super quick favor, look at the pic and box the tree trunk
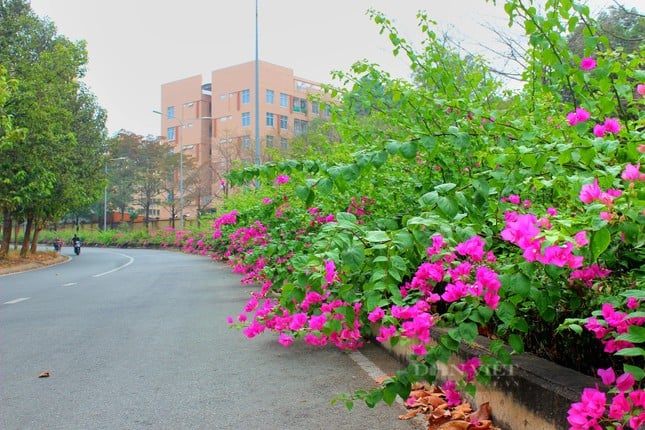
[20,215,33,258]
[30,218,43,254]
[1,209,12,258]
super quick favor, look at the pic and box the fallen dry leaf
[468,402,492,422]
[37,371,50,378]
[436,420,471,430]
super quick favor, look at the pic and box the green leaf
[616,326,645,344]
[590,227,611,260]
[295,185,312,204]
[399,141,418,159]
[615,347,645,358]
[623,364,645,381]
[508,334,524,354]
[458,322,479,343]
[435,183,456,193]
[342,246,365,271]
[365,231,390,243]
[317,177,333,195]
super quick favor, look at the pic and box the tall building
[157,60,330,222]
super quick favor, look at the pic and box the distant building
[157,60,330,222]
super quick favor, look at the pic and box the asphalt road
[0,247,423,430]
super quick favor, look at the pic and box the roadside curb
[0,254,70,276]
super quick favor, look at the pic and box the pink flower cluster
[501,210,583,269]
[212,210,239,239]
[593,117,621,138]
[621,164,645,182]
[584,302,644,354]
[579,178,623,221]
[568,362,645,429]
[347,196,375,224]
[580,57,597,71]
[567,107,591,126]
[274,174,290,185]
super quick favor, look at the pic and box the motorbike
[53,238,63,252]
[73,239,81,255]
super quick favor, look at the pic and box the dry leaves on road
[377,377,500,430]
[37,371,51,378]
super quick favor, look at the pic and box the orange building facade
[157,60,329,222]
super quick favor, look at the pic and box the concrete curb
[0,254,70,276]
[376,326,597,430]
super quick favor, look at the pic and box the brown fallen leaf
[37,371,50,378]
[436,420,471,430]
[399,408,424,420]
[468,402,492,423]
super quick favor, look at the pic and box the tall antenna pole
[254,0,261,168]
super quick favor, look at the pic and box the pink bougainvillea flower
[597,367,615,385]
[567,387,606,429]
[580,57,597,70]
[622,163,645,181]
[603,117,621,134]
[457,357,482,382]
[608,393,630,421]
[278,333,294,347]
[274,174,290,185]
[442,380,462,406]
[637,84,645,96]
[627,297,640,310]
[573,231,588,247]
[324,259,337,285]
[616,372,636,392]
[368,307,385,323]
[566,107,591,126]
[593,123,606,137]
[579,178,603,204]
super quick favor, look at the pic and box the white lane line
[4,297,30,305]
[62,282,78,287]
[92,252,134,278]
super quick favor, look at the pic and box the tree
[110,131,181,231]
[0,0,106,256]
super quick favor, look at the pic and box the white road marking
[4,297,30,305]
[92,252,134,277]
[62,282,78,287]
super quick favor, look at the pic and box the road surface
[1,247,422,430]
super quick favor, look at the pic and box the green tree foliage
[0,0,106,255]
[109,131,187,231]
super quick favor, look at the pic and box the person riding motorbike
[72,234,81,255]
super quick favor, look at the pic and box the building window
[266,112,274,127]
[294,119,308,134]
[242,135,251,150]
[293,97,307,113]
[280,137,288,150]
[241,89,250,104]
[312,101,320,115]
[280,92,288,108]
[167,106,175,119]
[266,135,274,148]
[242,112,251,127]
[167,126,176,141]
[280,115,288,130]
[324,104,331,117]
[266,89,274,104]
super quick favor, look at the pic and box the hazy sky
[27,0,632,137]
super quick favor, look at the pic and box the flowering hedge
[199,1,644,428]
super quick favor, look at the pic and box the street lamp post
[104,157,126,230]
